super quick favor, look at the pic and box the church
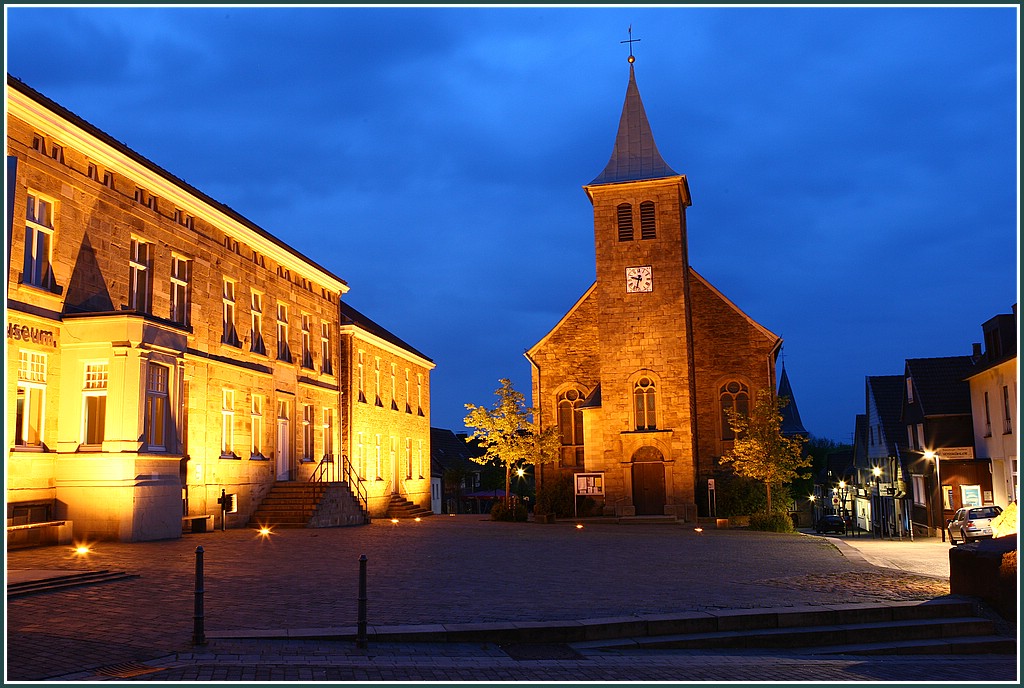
[526,56,782,520]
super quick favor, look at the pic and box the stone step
[7,570,140,598]
[573,616,996,651]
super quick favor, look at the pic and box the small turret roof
[589,63,678,185]
[778,364,808,437]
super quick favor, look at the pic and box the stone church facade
[527,61,781,520]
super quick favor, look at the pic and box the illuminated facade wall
[339,304,434,517]
[7,77,433,541]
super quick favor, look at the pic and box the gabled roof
[689,268,781,344]
[588,63,679,185]
[429,427,483,473]
[7,75,348,294]
[777,364,807,437]
[340,302,433,365]
[905,356,975,417]
[866,375,905,455]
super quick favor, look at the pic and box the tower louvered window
[617,203,633,241]
[640,201,656,239]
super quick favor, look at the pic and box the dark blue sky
[5,5,1018,443]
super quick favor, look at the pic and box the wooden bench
[182,515,215,533]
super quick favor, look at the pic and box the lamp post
[924,450,945,542]
[872,466,882,538]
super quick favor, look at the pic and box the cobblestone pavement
[5,516,1018,683]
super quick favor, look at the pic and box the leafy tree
[719,388,811,513]
[464,378,562,500]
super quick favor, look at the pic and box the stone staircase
[384,494,433,520]
[248,481,367,528]
[566,598,1015,656]
[7,570,140,598]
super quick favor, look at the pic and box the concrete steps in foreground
[207,597,1014,655]
[7,570,140,598]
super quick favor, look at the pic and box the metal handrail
[342,455,370,523]
[309,455,339,483]
[309,454,370,523]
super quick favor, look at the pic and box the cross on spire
[621,25,640,64]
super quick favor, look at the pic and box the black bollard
[356,554,368,648]
[193,545,206,646]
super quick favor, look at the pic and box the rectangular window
[356,432,364,479]
[404,369,412,413]
[251,395,264,457]
[250,292,266,355]
[301,314,314,368]
[222,278,239,346]
[417,373,424,416]
[320,322,332,375]
[82,363,108,446]
[405,437,413,479]
[144,363,169,450]
[418,439,424,478]
[302,404,315,460]
[912,475,927,507]
[170,255,191,326]
[357,351,366,402]
[916,424,925,451]
[221,389,236,456]
[102,170,115,189]
[375,435,382,479]
[390,436,398,480]
[906,377,914,404]
[15,351,47,447]
[983,391,992,437]
[322,408,334,458]
[1002,385,1012,435]
[128,237,152,313]
[23,192,55,289]
[374,357,382,406]
[390,363,398,410]
[276,303,290,362]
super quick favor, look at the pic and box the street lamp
[872,467,883,538]
[838,480,851,535]
[923,450,945,542]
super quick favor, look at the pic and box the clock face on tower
[625,265,653,293]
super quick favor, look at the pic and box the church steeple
[590,61,678,185]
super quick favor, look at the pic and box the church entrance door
[632,461,666,515]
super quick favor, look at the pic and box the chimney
[972,342,982,359]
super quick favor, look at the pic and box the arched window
[720,381,750,440]
[557,388,585,467]
[633,377,657,431]
[640,201,656,239]
[617,203,633,242]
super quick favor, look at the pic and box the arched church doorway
[631,446,666,515]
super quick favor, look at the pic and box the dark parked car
[815,514,847,534]
[947,505,1003,544]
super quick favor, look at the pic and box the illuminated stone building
[527,60,781,519]
[339,302,434,517]
[6,76,431,542]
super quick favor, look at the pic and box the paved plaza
[5,515,1018,683]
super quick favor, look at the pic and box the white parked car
[947,505,1003,544]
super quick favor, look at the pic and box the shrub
[748,510,796,533]
[535,473,575,518]
[490,496,528,522]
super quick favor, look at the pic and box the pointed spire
[590,61,678,185]
[777,363,808,437]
